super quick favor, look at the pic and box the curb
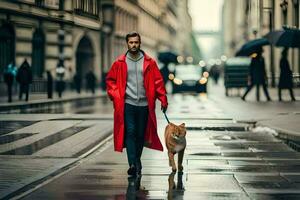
[0,93,106,112]
[256,122,300,142]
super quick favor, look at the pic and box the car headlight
[173,78,183,85]
[203,71,209,78]
[199,77,207,85]
[168,73,175,80]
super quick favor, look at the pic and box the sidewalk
[0,90,106,112]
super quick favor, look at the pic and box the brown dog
[164,123,186,172]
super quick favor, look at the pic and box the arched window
[76,36,94,77]
[0,23,15,78]
[32,28,45,77]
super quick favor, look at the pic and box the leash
[163,111,170,124]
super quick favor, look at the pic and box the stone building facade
[0,0,194,95]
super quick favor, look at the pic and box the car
[169,64,208,94]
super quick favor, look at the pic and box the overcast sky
[189,0,224,31]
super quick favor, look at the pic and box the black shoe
[241,97,245,101]
[127,165,136,176]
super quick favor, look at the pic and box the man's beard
[128,46,140,54]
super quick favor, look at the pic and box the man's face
[127,36,140,54]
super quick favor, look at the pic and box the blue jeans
[124,103,149,170]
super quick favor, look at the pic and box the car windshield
[175,65,201,80]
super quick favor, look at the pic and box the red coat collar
[117,51,153,72]
[117,51,152,62]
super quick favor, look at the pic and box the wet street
[1,89,300,200]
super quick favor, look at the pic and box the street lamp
[100,3,114,91]
[102,4,114,33]
[56,1,65,98]
[280,0,288,25]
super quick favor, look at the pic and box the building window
[32,28,45,77]
[74,0,99,18]
[35,0,45,7]
[35,0,59,9]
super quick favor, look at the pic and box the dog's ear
[179,123,185,127]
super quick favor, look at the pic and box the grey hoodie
[125,51,148,106]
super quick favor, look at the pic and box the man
[85,69,97,94]
[278,48,295,101]
[241,48,271,101]
[106,32,168,176]
[3,61,17,102]
[16,59,32,101]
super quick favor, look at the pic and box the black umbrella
[264,27,300,48]
[235,38,270,57]
[158,51,178,64]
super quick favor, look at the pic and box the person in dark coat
[241,48,271,101]
[85,70,96,94]
[16,59,32,101]
[209,64,220,84]
[46,71,53,99]
[3,62,17,102]
[278,48,296,101]
[73,73,82,94]
[160,64,170,86]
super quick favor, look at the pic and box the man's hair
[126,31,141,43]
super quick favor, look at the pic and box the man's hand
[161,105,167,113]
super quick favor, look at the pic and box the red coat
[106,53,168,152]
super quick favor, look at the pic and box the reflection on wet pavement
[7,97,114,114]
[0,126,88,155]
[0,121,36,135]
[0,133,36,144]
[17,97,300,200]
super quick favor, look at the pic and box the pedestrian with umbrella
[241,47,271,101]
[278,48,296,101]
[264,27,300,101]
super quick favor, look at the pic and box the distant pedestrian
[278,48,296,101]
[16,59,32,101]
[241,48,271,101]
[3,61,17,102]
[46,71,53,99]
[85,70,96,94]
[106,32,168,177]
[55,67,65,98]
[73,73,82,94]
[101,72,107,91]
[160,64,169,86]
[209,64,220,84]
